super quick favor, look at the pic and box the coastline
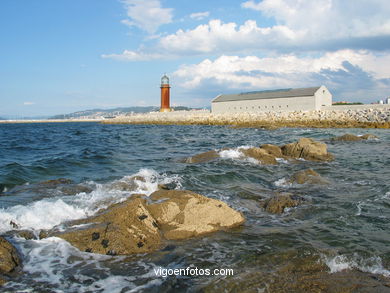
[102,106,390,129]
[0,119,102,124]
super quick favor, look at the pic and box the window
[287,105,289,108]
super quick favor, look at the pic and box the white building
[211,86,332,114]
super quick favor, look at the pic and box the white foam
[219,145,264,165]
[7,237,161,292]
[274,178,291,187]
[323,254,390,277]
[0,168,181,233]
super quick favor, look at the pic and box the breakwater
[103,106,390,128]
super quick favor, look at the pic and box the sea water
[0,122,389,292]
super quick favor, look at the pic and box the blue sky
[1,0,390,117]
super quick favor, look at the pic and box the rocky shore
[102,107,390,128]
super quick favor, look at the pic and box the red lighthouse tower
[160,74,171,112]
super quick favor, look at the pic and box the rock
[56,197,162,255]
[147,190,245,240]
[281,138,334,161]
[40,178,73,186]
[289,169,328,185]
[360,134,378,140]
[240,147,278,165]
[259,144,284,158]
[109,175,146,191]
[56,190,245,255]
[184,150,219,164]
[15,230,36,240]
[60,185,93,196]
[260,193,304,214]
[0,236,21,284]
[331,133,379,141]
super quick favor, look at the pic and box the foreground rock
[260,193,304,214]
[0,236,21,285]
[289,169,328,185]
[148,190,245,240]
[55,190,245,255]
[185,137,334,165]
[331,133,379,141]
[281,138,334,161]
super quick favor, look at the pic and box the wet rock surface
[331,133,379,141]
[55,190,245,255]
[0,236,21,285]
[184,150,219,164]
[202,251,390,293]
[260,193,304,214]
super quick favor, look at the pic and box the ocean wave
[323,253,390,277]
[0,168,181,233]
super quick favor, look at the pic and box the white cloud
[190,11,210,21]
[121,0,173,34]
[101,50,164,61]
[158,19,297,54]
[242,0,390,40]
[23,102,35,106]
[173,50,390,91]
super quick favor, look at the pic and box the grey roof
[212,86,321,103]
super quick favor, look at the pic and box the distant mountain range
[50,106,200,119]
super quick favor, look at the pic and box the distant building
[386,97,390,104]
[379,100,384,104]
[211,86,332,114]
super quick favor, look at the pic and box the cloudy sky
[1,0,390,116]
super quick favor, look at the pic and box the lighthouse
[160,74,171,112]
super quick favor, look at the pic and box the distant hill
[49,106,200,119]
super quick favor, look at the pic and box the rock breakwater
[102,107,390,128]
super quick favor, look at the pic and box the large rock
[260,193,304,214]
[289,169,328,185]
[331,133,379,141]
[56,197,162,255]
[147,190,245,240]
[0,236,21,285]
[281,138,334,161]
[56,190,245,255]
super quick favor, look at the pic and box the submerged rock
[260,193,304,214]
[148,190,245,240]
[56,190,245,255]
[289,169,328,185]
[281,138,334,161]
[0,236,21,285]
[331,133,379,141]
[202,250,390,293]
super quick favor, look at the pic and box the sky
[1,0,390,117]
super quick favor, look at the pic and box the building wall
[211,95,315,114]
[315,86,332,109]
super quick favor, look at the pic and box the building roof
[212,86,321,103]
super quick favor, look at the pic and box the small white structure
[211,86,332,114]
